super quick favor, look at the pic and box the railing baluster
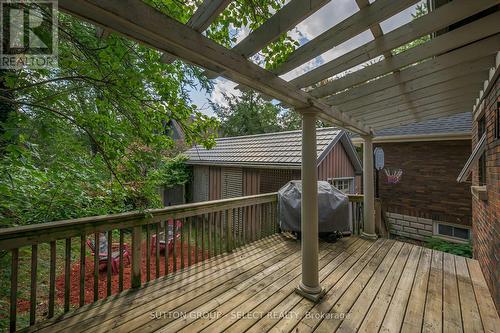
[10,248,18,333]
[155,223,160,278]
[64,238,71,313]
[30,244,38,326]
[93,233,99,302]
[79,235,85,306]
[226,209,233,253]
[146,223,151,282]
[213,212,218,256]
[180,220,185,269]
[48,241,56,318]
[119,230,124,292]
[243,206,247,245]
[131,226,142,288]
[208,213,212,258]
[173,220,177,272]
[194,217,198,263]
[164,221,169,275]
[221,211,225,255]
[249,205,254,242]
[201,215,205,261]
[106,231,112,297]
[188,217,192,267]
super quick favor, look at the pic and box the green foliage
[425,237,472,258]
[212,90,302,136]
[0,1,300,227]
[392,4,430,55]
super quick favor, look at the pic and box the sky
[187,0,425,117]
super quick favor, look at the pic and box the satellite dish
[374,147,384,171]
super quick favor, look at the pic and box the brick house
[184,127,362,202]
[458,63,499,309]
[352,112,473,243]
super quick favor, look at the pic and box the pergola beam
[272,0,420,76]
[161,0,232,63]
[345,73,486,115]
[291,0,498,89]
[59,0,371,135]
[312,12,500,98]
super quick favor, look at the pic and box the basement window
[435,223,471,242]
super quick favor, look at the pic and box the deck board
[30,235,499,333]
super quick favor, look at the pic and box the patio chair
[87,232,131,274]
[151,220,182,255]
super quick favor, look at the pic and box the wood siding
[196,140,360,199]
[318,142,356,180]
[209,166,222,200]
[192,166,209,202]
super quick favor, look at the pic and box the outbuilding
[185,127,363,202]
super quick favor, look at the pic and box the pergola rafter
[57,0,499,303]
[311,12,500,98]
[271,0,420,76]
[290,0,497,89]
[342,73,487,115]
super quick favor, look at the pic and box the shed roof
[185,127,362,173]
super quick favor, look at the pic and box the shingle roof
[185,127,360,170]
[371,112,472,137]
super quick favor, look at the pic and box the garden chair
[87,232,131,274]
[151,220,182,255]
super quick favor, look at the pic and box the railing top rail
[0,192,278,250]
[347,194,364,202]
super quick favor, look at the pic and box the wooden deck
[29,234,499,333]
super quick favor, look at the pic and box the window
[478,114,486,138]
[329,178,354,194]
[436,223,471,241]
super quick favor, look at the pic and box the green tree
[0,0,300,226]
[213,90,283,136]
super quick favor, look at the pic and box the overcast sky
[188,0,425,116]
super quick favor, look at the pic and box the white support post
[361,136,378,240]
[295,111,326,302]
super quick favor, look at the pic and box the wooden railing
[348,194,364,235]
[0,193,278,332]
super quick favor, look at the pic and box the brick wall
[375,140,472,226]
[471,76,500,310]
[386,212,434,241]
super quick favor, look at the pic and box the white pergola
[58,0,500,302]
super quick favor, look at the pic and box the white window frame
[328,177,355,194]
[433,221,471,243]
